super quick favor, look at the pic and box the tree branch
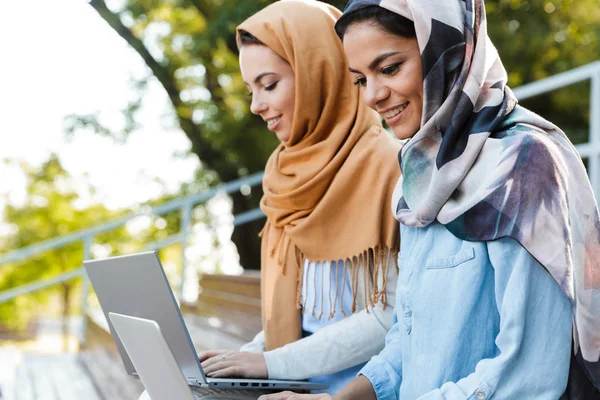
[89,0,179,102]
[189,0,210,18]
[88,0,239,181]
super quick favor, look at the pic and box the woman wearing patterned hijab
[259,0,600,399]
[199,0,402,393]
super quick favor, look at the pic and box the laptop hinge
[187,378,204,387]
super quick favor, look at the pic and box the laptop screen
[84,251,206,382]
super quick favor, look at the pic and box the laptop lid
[108,312,196,400]
[85,252,327,392]
[84,251,206,382]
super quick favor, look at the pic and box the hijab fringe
[351,256,359,313]
[286,244,399,320]
[362,254,370,313]
[340,259,348,317]
[295,246,304,310]
[268,226,400,318]
[328,261,339,320]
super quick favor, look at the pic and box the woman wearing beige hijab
[199,0,401,393]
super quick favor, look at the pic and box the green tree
[0,156,230,344]
[0,156,126,347]
[67,0,282,271]
[486,0,600,145]
[71,0,598,273]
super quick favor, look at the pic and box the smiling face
[343,21,423,140]
[239,44,296,143]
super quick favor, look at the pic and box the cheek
[412,65,424,102]
[411,82,424,109]
[281,82,296,114]
[412,82,424,121]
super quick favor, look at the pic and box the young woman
[199,0,402,394]
[260,0,600,399]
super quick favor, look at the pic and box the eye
[353,77,366,87]
[265,81,279,91]
[381,63,402,76]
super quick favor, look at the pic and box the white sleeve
[239,330,266,353]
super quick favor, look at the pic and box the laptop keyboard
[191,387,273,399]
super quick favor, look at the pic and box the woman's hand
[258,392,332,400]
[199,350,268,378]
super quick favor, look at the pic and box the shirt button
[475,391,486,400]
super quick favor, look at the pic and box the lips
[266,116,281,127]
[380,103,408,119]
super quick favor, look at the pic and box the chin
[392,129,412,140]
[392,124,419,141]
[276,131,291,143]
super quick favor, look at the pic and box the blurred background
[0,0,598,398]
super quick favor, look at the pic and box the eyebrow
[348,51,402,74]
[252,72,277,85]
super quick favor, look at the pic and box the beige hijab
[237,0,401,351]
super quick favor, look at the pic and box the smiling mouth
[381,103,408,119]
[266,116,281,127]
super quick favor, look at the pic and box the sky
[0,0,244,295]
[0,0,198,210]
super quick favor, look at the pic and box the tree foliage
[68,0,599,270]
[486,0,600,145]
[0,156,124,331]
[0,155,235,333]
[1,0,596,339]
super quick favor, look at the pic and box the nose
[250,93,267,115]
[363,79,390,110]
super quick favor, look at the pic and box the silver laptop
[109,312,270,399]
[84,251,325,391]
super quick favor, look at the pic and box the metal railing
[1,60,599,345]
[0,171,265,343]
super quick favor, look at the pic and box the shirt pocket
[425,247,475,270]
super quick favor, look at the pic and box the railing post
[179,203,193,300]
[591,71,600,204]
[79,235,93,348]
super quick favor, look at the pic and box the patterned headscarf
[339,0,600,390]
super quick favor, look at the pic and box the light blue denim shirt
[360,222,572,400]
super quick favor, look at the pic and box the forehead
[343,22,417,65]
[239,44,291,81]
